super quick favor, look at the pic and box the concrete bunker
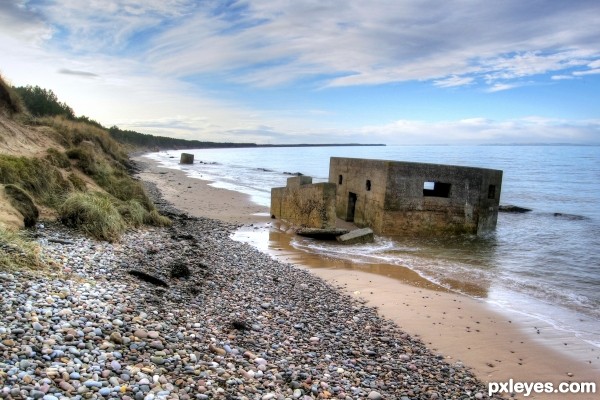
[270,157,502,236]
[270,176,337,229]
[330,157,502,235]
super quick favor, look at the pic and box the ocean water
[144,145,600,348]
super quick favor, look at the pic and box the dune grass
[0,74,24,115]
[0,154,71,208]
[59,192,126,242]
[42,116,129,167]
[45,147,71,169]
[1,79,170,243]
[0,224,43,272]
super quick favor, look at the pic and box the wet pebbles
[0,184,500,399]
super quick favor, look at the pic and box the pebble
[0,185,498,400]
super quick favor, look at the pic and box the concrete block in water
[336,228,374,244]
[180,153,194,164]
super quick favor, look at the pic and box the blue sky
[1,0,599,144]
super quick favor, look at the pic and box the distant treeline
[14,84,384,150]
[107,126,256,149]
[14,85,256,149]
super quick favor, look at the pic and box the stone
[110,331,123,344]
[180,153,194,164]
[59,381,75,392]
[336,228,374,245]
[133,329,148,339]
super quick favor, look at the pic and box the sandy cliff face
[0,111,64,229]
[0,113,59,157]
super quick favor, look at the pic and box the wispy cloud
[58,68,98,78]
[1,0,599,145]
[141,1,600,90]
[357,117,600,145]
[434,76,475,88]
[10,1,596,90]
[487,83,520,93]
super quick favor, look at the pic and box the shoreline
[134,153,599,397]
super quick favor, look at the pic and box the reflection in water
[234,223,493,297]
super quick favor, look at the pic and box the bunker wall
[270,177,337,229]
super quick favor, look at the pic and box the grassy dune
[0,74,171,270]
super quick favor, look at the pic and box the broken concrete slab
[296,227,350,240]
[336,228,374,244]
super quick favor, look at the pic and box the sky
[1,0,599,145]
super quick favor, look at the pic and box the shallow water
[144,145,600,348]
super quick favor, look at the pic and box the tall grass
[59,192,126,242]
[0,155,71,207]
[42,116,129,167]
[0,74,24,115]
[0,224,43,271]
[0,78,170,242]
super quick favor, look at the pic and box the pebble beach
[0,180,499,400]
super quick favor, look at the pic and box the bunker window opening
[338,175,343,185]
[488,184,496,199]
[423,181,451,198]
[366,180,371,191]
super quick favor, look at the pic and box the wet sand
[135,154,599,399]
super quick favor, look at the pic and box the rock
[367,391,382,400]
[170,261,191,278]
[151,356,165,365]
[336,228,374,244]
[208,343,226,356]
[59,381,75,392]
[133,329,148,339]
[499,204,532,213]
[180,153,194,164]
[110,331,123,344]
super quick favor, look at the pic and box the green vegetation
[108,125,256,150]
[143,209,172,227]
[45,147,71,169]
[0,78,172,243]
[0,155,71,208]
[0,225,44,271]
[14,85,75,119]
[59,192,126,242]
[0,74,24,115]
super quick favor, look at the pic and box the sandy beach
[134,154,599,399]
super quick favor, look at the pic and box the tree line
[14,85,255,149]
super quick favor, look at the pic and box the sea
[143,145,600,350]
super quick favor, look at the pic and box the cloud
[357,117,600,145]
[3,1,600,90]
[573,68,600,76]
[142,1,600,90]
[1,0,599,146]
[486,83,520,92]
[58,69,99,78]
[434,76,475,88]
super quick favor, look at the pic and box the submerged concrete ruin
[271,157,503,236]
[330,158,503,235]
[270,176,337,229]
